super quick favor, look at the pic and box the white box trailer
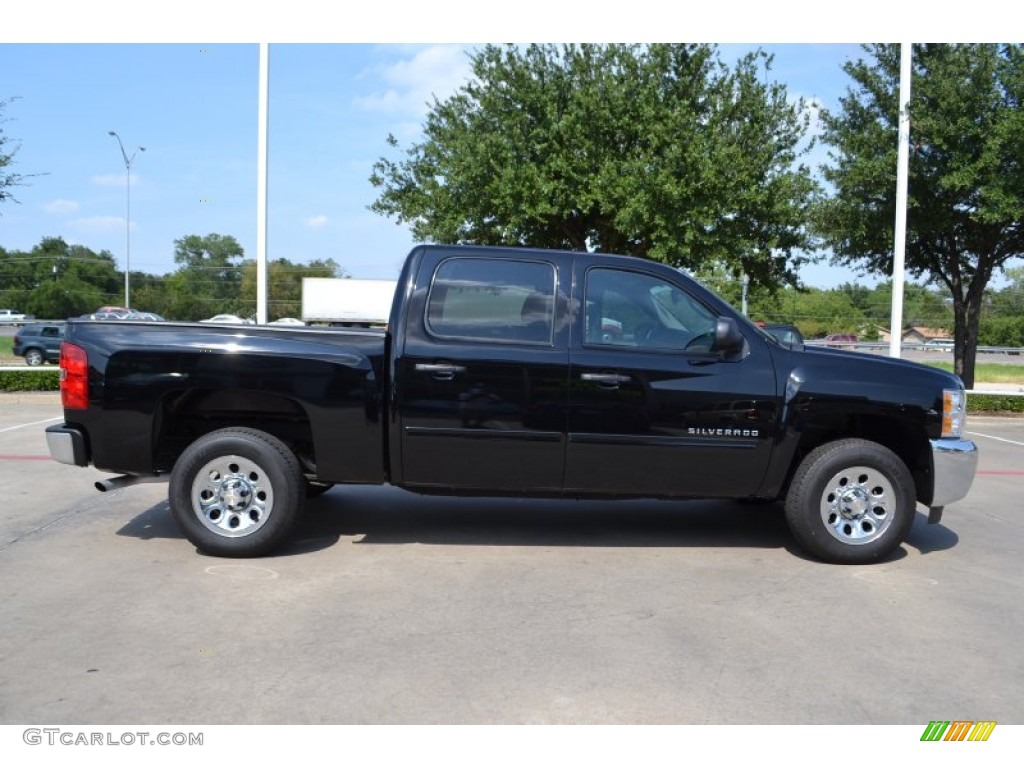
[301,278,398,325]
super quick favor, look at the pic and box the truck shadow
[904,514,960,555]
[301,487,795,553]
[115,487,959,561]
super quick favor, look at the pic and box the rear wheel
[24,348,44,366]
[169,428,304,557]
[785,439,916,564]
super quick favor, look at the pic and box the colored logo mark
[920,721,997,742]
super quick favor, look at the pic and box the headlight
[942,388,966,438]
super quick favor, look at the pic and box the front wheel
[169,428,305,557]
[784,439,917,564]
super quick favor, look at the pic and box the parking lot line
[968,431,1024,448]
[0,416,62,433]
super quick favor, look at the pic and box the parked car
[268,317,305,326]
[761,323,805,346]
[91,306,133,319]
[84,307,165,322]
[825,333,859,345]
[0,309,33,325]
[200,314,251,325]
[925,338,954,351]
[12,322,65,365]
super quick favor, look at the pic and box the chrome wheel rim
[191,455,274,538]
[820,465,895,545]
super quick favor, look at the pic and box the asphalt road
[0,393,1021,725]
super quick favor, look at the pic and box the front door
[565,260,779,498]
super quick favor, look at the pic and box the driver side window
[584,268,717,352]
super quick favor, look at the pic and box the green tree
[985,265,1024,318]
[857,281,952,333]
[129,272,174,318]
[239,257,342,320]
[748,286,866,339]
[0,237,121,318]
[815,44,1024,387]
[166,233,246,320]
[371,44,819,288]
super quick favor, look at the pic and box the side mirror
[715,317,745,359]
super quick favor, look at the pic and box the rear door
[565,257,780,498]
[394,250,571,491]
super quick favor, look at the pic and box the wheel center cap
[219,478,252,511]
[839,487,869,518]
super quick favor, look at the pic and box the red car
[824,333,859,348]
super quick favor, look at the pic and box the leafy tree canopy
[815,43,1024,387]
[0,236,121,318]
[371,43,819,288]
[166,233,247,319]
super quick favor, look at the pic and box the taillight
[60,341,89,410]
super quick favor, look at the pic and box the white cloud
[92,173,142,187]
[305,215,328,229]
[354,45,472,117]
[70,216,130,234]
[43,198,79,214]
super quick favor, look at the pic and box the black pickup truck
[46,245,978,564]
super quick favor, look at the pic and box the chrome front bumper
[930,437,978,512]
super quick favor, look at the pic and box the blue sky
[2,5,1012,290]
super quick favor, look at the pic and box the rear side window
[426,257,556,344]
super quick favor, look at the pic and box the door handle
[415,363,466,381]
[580,372,631,388]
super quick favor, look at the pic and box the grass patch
[923,361,1024,384]
[0,337,12,355]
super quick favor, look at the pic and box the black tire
[784,438,916,564]
[169,428,305,557]
[24,348,44,366]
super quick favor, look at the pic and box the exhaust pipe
[95,473,167,492]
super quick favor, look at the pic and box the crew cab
[45,245,978,564]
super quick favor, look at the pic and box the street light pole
[108,131,145,308]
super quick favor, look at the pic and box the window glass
[427,258,555,344]
[585,268,717,351]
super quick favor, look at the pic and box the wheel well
[785,414,932,503]
[154,388,317,474]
